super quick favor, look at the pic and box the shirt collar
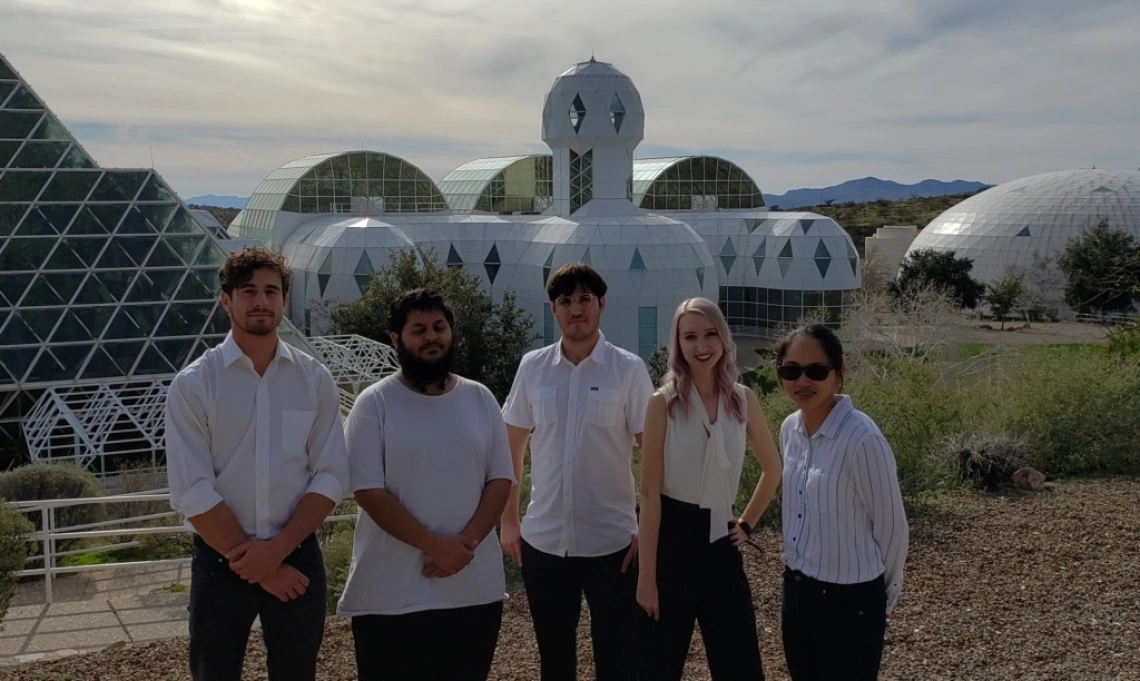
[796,394,853,439]
[552,330,608,367]
[219,331,295,368]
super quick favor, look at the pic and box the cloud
[1,0,1138,197]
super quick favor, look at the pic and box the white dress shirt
[165,332,349,540]
[502,331,655,557]
[337,375,515,616]
[661,385,748,542]
[780,395,909,612]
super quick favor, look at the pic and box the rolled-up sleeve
[304,367,349,504]
[345,388,386,492]
[854,433,909,613]
[165,375,224,519]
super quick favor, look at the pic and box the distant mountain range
[186,195,248,209]
[762,178,990,209]
[187,178,990,212]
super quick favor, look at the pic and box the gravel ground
[3,479,1137,680]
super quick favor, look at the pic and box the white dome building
[230,59,863,358]
[907,169,1140,285]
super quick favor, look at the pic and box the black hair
[389,288,455,335]
[219,246,291,295]
[546,262,608,302]
[774,324,845,373]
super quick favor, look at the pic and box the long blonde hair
[661,297,745,423]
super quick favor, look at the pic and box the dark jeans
[781,568,887,681]
[640,495,764,681]
[188,534,326,681]
[351,601,504,681]
[520,538,638,681]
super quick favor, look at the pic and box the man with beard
[165,247,348,681]
[500,263,655,681]
[338,288,514,681]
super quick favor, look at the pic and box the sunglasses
[776,364,834,381]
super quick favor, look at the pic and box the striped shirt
[780,396,909,612]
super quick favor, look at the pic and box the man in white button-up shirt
[165,247,348,681]
[500,263,655,681]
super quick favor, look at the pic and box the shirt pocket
[530,386,558,426]
[805,468,841,513]
[585,388,624,428]
[282,409,316,456]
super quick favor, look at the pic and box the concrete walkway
[0,564,190,666]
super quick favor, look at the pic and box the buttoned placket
[253,358,280,540]
[560,360,584,556]
[790,430,812,557]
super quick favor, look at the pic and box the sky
[1,0,1138,199]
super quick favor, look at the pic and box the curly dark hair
[218,247,292,295]
[389,288,455,335]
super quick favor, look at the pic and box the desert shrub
[321,524,355,615]
[0,500,33,630]
[0,464,104,551]
[944,432,1029,491]
[1106,322,1140,362]
[991,351,1140,476]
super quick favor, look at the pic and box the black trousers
[188,534,327,681]
[520,538,638,681]
[639,495,764,681]
[351,600,504,681]
[781,568,887,681]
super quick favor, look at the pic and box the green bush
[0,500,34,630]
[321,524,355,615]
[0,464,104,551]
[991,351,1140,476]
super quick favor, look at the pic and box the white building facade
[230,59,862,358]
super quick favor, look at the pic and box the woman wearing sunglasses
[637,297,782,680]
[774,324,908,681]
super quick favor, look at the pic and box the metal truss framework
[22,334,398,474]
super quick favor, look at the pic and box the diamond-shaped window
[695,267,705,289]
[542,250,554,287]
[752,242,766,275]
[446,244,463,268]
[719,239,737,275]
[317,252,333,297]
[569,94,586,133]
[814,240,832,278]
[1016,226,1031,237]
[484,243,501,284]
[777,241,794,278]
[354,251,374,294]
[800,219,815,234]
[609,94,625,134]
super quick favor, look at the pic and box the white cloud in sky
[1,0,1138,198]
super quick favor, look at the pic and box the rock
[102,640,128,652]
[1012,467,1046,491]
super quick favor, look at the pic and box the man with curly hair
[165,246,348,681]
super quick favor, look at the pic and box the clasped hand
[226,540,307,603]
[422,534,479,579]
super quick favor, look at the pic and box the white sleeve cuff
[306,472,345,506]
[177,479,225,519]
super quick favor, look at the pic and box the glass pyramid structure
[0,52,238,460]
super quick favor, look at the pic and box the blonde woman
[637,297,782,680]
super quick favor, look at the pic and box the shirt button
[799,490,803,495]
[797,514,802,518]
[792,537,797,542]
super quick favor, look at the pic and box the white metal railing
[8,492,357,603]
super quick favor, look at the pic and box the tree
[985,273,1024,329]
[328,248,539,403]
[646,345,669,388]
[890,248,985,309]
[1018,253,1067,325]
[1057,219,1140,314]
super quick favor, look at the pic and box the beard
[396,340,454,391]
[232,311,278,336]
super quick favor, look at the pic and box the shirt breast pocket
[282,409,316,456]
[806,469,841,512]
[585,388,624,428]
[530,386,558,427]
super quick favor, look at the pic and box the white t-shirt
[336,375,516,616]
[502,332,655,557]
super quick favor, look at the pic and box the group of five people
[166,246,908,681]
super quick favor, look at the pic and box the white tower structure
[541,58,646,217]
